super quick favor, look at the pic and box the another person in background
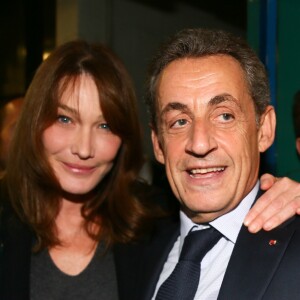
[0,96,23,177]
[134,28,300,299]
[293,90,300,155]
[284,90,300,181]
[0,40,154,300]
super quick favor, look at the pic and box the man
[135,28,300,299]
[0,96,23,176]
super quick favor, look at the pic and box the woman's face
[42,74,122,196]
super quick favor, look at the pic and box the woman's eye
[58,115,71,124]
[99,123,110,130]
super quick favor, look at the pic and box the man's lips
[187,166,226,176]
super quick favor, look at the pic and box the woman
[0,40,153,300]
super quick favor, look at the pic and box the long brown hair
[6,40,147,250]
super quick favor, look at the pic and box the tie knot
[179,227,222,262]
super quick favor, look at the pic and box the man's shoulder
[233,213,300,258]
[114,213,180,267]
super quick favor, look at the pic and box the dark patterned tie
[156,227,222,300]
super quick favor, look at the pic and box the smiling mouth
[188,167,225,176]
[63,162,96,174]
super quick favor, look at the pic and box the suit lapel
[218,220,296,300]
[137,219,180,300]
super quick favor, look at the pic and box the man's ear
[258,105,276,153]
[151,129,165,164]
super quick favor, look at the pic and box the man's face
[152,55,275,223]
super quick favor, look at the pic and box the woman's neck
[49,199,99,275]
[55,198,98,246]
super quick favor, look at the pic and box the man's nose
[185,119,217,157]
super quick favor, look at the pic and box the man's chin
[181,203,227,224]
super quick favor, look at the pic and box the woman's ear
[151,130,165,164]
[258,105,276,153]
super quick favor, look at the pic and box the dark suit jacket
[0,208,143,300]
[134,207,300,299]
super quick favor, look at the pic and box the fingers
[245,194,285,233]
[244,176,300,233]
[244,195,271,231]
[244,192,284,233]
[259,173,277,190]
[244,175,281,230]
[261,197,300,230]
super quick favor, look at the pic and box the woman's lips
[63,162,96,174]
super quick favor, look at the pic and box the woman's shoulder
[0,177,32,245]
[0,178,33,299]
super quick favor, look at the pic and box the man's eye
[58,115,71,124]
[172,119,188,127]
[220,113,234,121]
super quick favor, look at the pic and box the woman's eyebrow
[58,104,79,117]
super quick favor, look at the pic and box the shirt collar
[179,181,259,250]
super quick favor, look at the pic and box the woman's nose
[71,128,95,159]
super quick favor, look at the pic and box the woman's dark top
[31,242,118,300]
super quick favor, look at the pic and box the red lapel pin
[269,239,277,246]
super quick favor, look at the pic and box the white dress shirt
[152,181,259,300]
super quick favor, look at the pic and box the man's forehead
[158,55,245,88]
[157,56,249,108]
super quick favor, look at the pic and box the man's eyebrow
[209,93,241,108]
[160,102,190,118]
[159,94,242,118]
